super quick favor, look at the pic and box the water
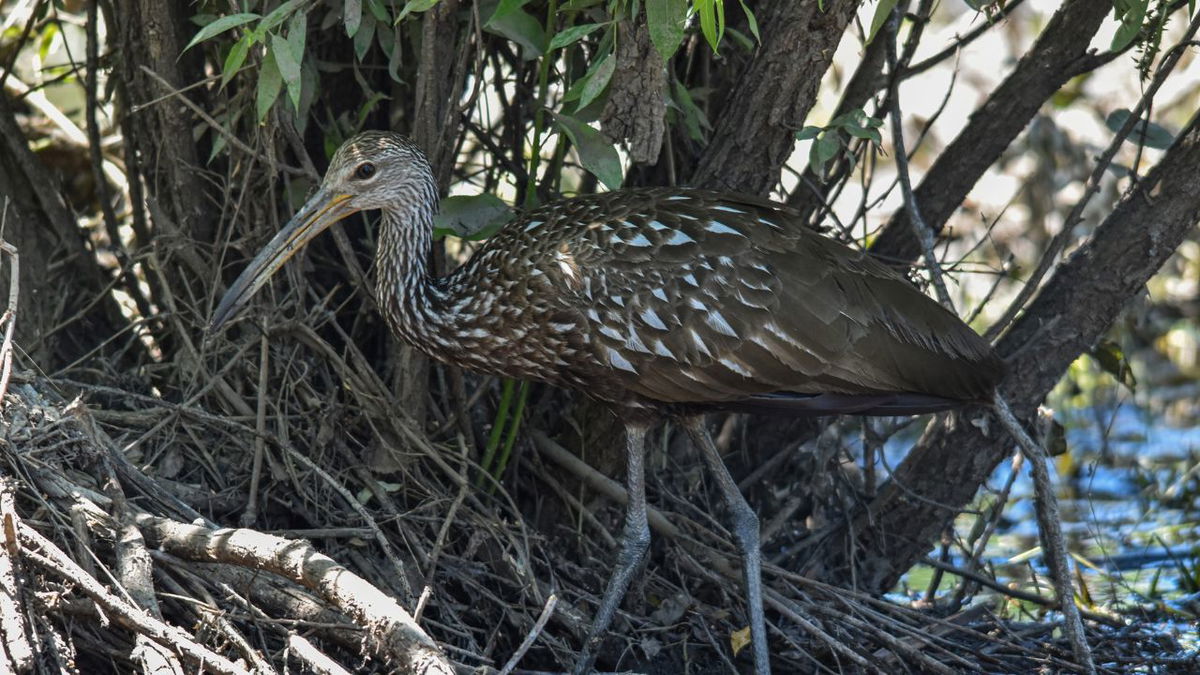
[888,402,1200,631]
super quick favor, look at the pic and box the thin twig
[883,8,954,309]
[242,331,270,528]
[498,593,557,675]
[991,395,1096,674]
[0,234,18,403]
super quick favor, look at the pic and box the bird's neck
[375,199,453,353]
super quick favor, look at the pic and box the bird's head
[210,132,435,331]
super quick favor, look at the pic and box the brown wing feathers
[505,189,1003,413]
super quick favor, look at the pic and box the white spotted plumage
[309,133,1002,412]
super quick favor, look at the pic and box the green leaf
[577,52,615,110]
[485,8,547,58]
[221,34,253,88]
[645,0,687,60]
[258,0,302,36]
[738,0,760,44]
[298,55,318,126]
[559,0,603,9]
[845,125,882,145]
[345,0,362,36]
[283,14,304,110]
[256,48,283,122]
[548,22,605,51]
[270,34,302,110]
[37,23,58,62]
[669,79,709,142]
[867,0,898,45]
[433,194,514,239]
[1105,108,1175,150]
[184,13,259,52]
[817,132,840,162]
[367,0,389,22]
[355,92,390,129]
[795,126,822,142]
[808,131,840,175]
[1090,339,1137,390]
[1111,0,1148,52]
[563,49,613,103]
[353,9,377,60]
[287,12,307,59]
[552,112,623,189]
[695,0,725,53]
[489,0,532,23]
[396,0,440,23]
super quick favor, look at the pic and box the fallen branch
[0,479,34,673]
[132,513,453,675]
[16,522,247,675]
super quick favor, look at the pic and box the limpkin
[212,131,1003,674]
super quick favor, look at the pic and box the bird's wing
[508,189,1001,405]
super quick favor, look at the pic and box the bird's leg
[682,415,770,675]
[573,420,652,675]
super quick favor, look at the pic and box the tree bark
[868,0,1112,264]
[690,0,860,195]
[809,109,1200,592]
[0,95,125,369]
[602,17,667,164]
[112,0,216,247]
[390,1,471,435]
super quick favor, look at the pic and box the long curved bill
[210,188,357,331]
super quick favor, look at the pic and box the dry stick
[286,633,353,675]
[883,9,1093,672]
[530,430,681,540]
[921,556,1122,628]
[991,397,1095,673]
[16,523,248,675]
[152,565,278,674]
[883,10,953,310]
[0,235,18,403]
[106,471,186,675]
[279,444,417,605]
[951,451,1024,609]
[0,479,34,673]
[986,11,1200,341]
[242,331,271,528]
[132,513,453,675]
[136,66,306,176]
[497,593,557,675]
[65,400,213,527]
[418,435,473,622]
[763,589,877,673]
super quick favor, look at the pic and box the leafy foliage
[796,109,884,177]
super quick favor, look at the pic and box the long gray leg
[573,420,652,675]
[683,415,770,675]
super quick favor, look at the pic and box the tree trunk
[690,0,860,196]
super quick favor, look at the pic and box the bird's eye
[354,163,376,180]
